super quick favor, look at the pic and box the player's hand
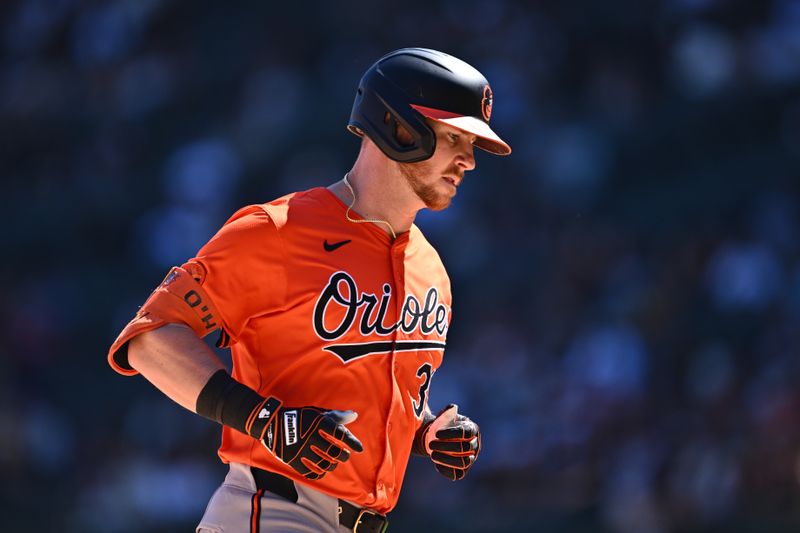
[424,404,481,481]
[261,407,363,480]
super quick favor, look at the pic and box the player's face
[399,121,477,211]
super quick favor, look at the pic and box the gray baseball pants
[196,462,355,533]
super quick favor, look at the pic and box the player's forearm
[129,323,278,438]
[128,323,363,480]
[127,323,225,412]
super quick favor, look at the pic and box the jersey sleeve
[187,205,288,345]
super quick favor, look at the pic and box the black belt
[250,467,389,533]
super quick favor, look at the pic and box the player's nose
[455,145,476,172]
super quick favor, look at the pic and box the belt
[250,467,389,533]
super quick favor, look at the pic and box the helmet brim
[410,104,512,156]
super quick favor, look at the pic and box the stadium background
[3,0,800,531]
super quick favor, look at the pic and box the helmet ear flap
[348,64,436,162]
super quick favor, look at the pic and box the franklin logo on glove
[284,410,298,446]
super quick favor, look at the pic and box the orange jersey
[109,187,451,514]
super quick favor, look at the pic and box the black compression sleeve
[195,369,281,439]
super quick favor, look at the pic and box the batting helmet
[347,48,512,163]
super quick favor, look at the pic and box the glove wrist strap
[411,411,436,456]
[196,369,282,439]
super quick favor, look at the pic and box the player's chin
[426,195,453,211]
[417,181,454,211]
[430,181,457,209]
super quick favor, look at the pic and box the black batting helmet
[347,48,511,163]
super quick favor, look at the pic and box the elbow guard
[107,264,222,375]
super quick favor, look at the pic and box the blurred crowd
[3,0,800,531]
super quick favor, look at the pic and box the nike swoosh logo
[323,239,352,252]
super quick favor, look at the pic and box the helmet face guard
[348,48,511,163]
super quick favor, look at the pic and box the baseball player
[107,47,511,532]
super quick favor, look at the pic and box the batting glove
[416,404,481,481]
[260,407,363,481]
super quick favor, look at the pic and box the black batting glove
[195,371,363,481]
[260,407,363,481]
[415,404,481,481]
